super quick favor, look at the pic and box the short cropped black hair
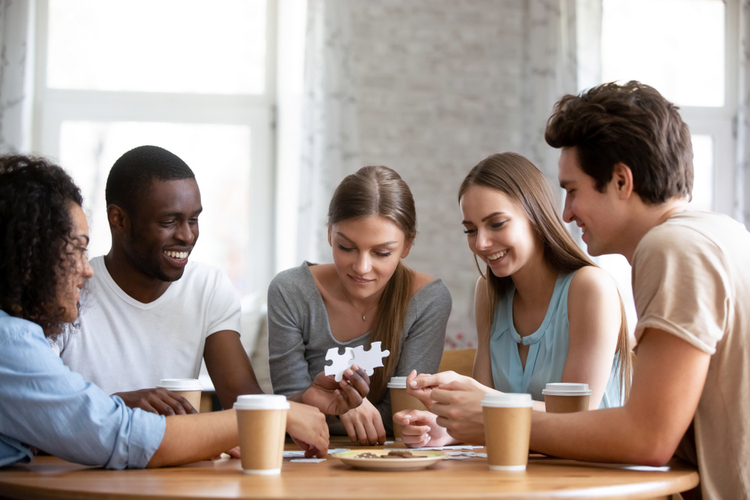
[0,154,83,336]
[105,145,195,216]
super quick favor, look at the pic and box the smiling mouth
[349,275,373,284]
[164,250,189,260]
[487,251,506,261]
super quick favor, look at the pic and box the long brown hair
[328,166,416,402]
[458,152,631,399]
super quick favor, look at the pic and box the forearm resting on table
[147,410,238,468]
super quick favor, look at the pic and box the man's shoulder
[638,211,746,255]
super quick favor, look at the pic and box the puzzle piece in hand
[324,347,354,382]
[350,341,390,377]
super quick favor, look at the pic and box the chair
[438,348,476,377]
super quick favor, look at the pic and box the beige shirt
[632,211,750,500]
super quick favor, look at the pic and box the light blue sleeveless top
[489,272,622,408]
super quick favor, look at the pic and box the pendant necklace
[351,301,377,321]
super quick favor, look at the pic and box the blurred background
[0,0,742,388]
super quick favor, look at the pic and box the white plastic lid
[156,378,202,391]
[480,393,533,408]
[541,383,592,396]
[387,376,408,389]
[233,394,290,410]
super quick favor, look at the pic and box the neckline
[506,273,568,346]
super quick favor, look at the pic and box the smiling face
[58,203,94,323]
[558,147,623,256]
[122,178,202,282]
[460,184,542,279]
[328,215,413,302]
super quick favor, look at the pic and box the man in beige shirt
[413,81,748,499]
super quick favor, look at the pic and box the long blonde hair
[458,152,631,399]
[327,166,416,402]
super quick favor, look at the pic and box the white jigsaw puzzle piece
[350,341,390,377]
[324,347,354,382]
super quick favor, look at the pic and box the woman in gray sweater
[268,166,452,445]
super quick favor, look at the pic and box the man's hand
[113,388,198,416]
[302,365,370,415]
[394,409,456,448]
[286,401,329,458]
[339,398,386,445]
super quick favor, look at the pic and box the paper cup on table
[156,378,203,412]
[387,376,428,441]
[481,393,533,472]
[234,395,289,475]
[542,383,591,413]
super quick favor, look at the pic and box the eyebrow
[161,207,204,217]
[336,232,397,246]
[461,211,507,225]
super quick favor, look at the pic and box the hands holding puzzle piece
[324,342,391,382]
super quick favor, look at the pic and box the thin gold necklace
[347,299,377,321]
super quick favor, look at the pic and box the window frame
[31,0,279,300]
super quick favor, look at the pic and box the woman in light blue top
[396,152,631,447]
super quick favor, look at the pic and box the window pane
[602,0,725,107]
[60,121,253,295]
[690,134,713,211]
[47,0,267,94]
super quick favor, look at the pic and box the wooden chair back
[438,348,476,377]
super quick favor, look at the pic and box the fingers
[224,446,242,459]
[341,365,370,399]
[341,413,358,443]
[337,380,364,410]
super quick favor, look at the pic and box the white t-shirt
[632,211,750,499]
[56,256,241,395]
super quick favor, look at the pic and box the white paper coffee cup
[157,378,203,412]
[481,393,533,471]
[234,395,290,475]
[542,383,591,413]
[387,376,427,441]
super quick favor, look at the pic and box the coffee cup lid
[480,393,533,408]
[541,383,592,396]
[156,378,203,391]
[387,376,408,389]
[234,394,290,410]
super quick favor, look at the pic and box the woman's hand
[286,401,329,458]
[339,398,386,445]
[393,409,456,448]
[302,365,370,415]
[429,380,494,445]
[405,369,484,409]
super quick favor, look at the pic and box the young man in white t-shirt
[57,145,371,456]
[408,82,748,499]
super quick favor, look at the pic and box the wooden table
[0,446,698,500]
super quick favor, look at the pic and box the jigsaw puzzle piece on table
[350,341,390,377]
[324,347,354,382]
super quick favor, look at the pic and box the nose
[562,196,574,223]
[475,228,492,251]
[175,220,198,245]
[352,252,371,275]
[82,258,94,280]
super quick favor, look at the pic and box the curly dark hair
[545,81,693,204]
[0,154,83,337]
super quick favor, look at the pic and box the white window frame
[30,0,279,299]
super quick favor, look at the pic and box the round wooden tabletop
[0,452,698,500]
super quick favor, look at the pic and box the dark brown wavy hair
[0,155,83,338]
[545,81,692,204]
[327,165,416,403]
[458,152,631,399]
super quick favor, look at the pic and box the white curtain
[736,0,750,227]
[297,0,360,264]
[519,0,579,181]
[0,0,35,154]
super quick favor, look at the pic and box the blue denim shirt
[0,311,165,469]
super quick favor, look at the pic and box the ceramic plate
[334,449,447,471]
